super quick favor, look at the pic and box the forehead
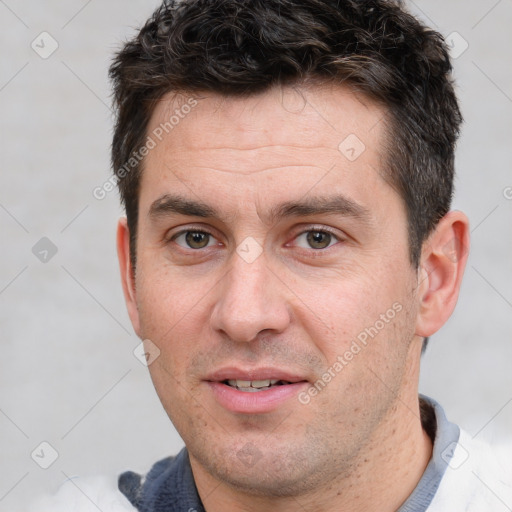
[147,84,385,160]
[139,84,395,219]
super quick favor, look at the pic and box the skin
[117,84,469,511]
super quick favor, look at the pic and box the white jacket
[426,429,512,511]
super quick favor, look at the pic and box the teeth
[226,379,284,391]
[252,379,279,388]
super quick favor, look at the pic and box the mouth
[205,368,310,413]
[222,379,294,392]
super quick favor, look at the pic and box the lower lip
[206,381,309,413]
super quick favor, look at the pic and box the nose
[210,250,291,343]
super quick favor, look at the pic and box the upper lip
[205,367,309,383]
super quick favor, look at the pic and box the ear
[117,217,141,337]
[415,210,470,338]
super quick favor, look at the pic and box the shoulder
[117,448,202,512]
[428,430,512,511]
[27,451,191,512]
[28,475,136,512]
[118,455,178,509]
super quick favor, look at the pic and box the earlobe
[415,211,470,338]
[117,218,141,337]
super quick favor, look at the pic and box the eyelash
[169,226,344,251]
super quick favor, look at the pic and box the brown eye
[306,231,333,249]
[185,231,211,249]
[173,230,216,250]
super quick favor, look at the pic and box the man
[109,0,511,510]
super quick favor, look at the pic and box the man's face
[127,85,423,495]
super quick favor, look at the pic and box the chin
[190,437,331,498]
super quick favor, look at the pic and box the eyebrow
[149,194,218,219]
[148,193,371,225]
[269,195,371,225]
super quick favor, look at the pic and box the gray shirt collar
[397,394,460,511]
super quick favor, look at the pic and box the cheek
[299,263,415,362]
[136,258,212,324]
[135,265,214,373]
[135,270,209,425]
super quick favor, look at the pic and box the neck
[191,344,433,512]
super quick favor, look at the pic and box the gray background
[0,0,511,510]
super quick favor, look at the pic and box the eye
[172,230,218,249]
[294,230,340,250]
